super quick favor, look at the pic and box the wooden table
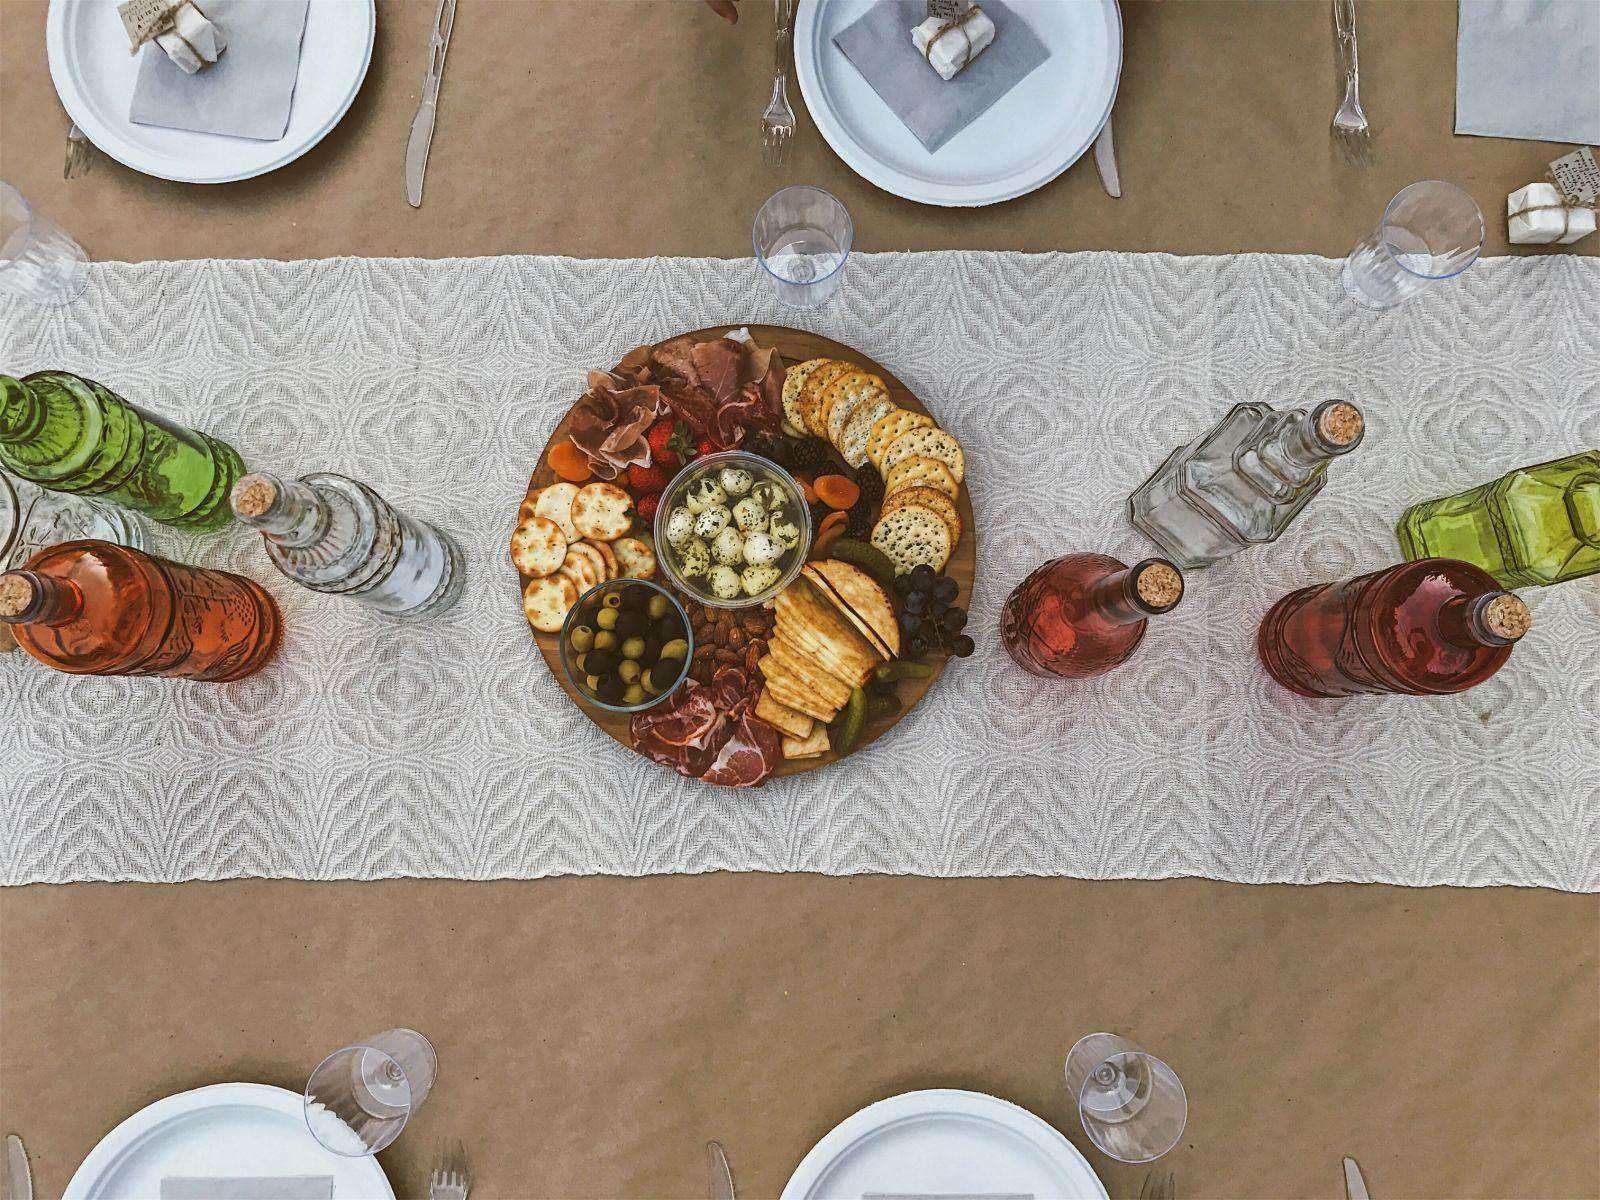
[1,3,1595,1197]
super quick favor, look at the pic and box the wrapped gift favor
[912,4,996,81]
[118,0,227,73]
[1507,182,1596,245]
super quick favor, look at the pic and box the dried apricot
[548,439,593,483]
[814,474,860,511]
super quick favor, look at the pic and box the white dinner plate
[46,0,375,184]
[64,1083,395,1199]
[782,1088,1109,1200]
[794,0,1121,207]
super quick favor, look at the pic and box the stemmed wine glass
[1064,1033,1187,1164]
[303,1028,437,1156]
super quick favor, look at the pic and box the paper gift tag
[1549,147,1600,205]
[118,0,178,51]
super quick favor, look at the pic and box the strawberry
[628,462,673,493]
[635,491,662,522]
[697,437,719,457]
[646,419,680,470]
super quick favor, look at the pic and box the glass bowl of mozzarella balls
[654,450,813,608]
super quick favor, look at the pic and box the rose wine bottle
[1396,451,1600,588]
[0,540,280,681]
[1000,553,1184,679]
[1129,399,1365,570]
[0,371,245,532]
[1257,558,1530,698]
[230,472,465,619]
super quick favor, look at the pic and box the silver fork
[427,1137,469,1200]
[1331,0,1372,166]
[1139,1171,1176,1200]
[761,0,797,165]
[63,122,93,180]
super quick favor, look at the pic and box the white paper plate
[782,1088,1109,1200]
[46,0,375,184]
[794,0,1121,207]
[64,1083,395,1199]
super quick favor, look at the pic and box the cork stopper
[1315,401,1364,448]
[231,474,279,519]
[1133,559,1184,613]
[1481,593,1531,643]
[0,573,38,620]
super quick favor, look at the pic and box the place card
[1549,146,1600,205]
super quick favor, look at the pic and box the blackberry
[788,437,833,474]
[845,463,884,538]
[845,505,873,539]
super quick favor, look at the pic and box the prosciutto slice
[690,338,742,405]
[629,667,781,787]
[700,711,782,787]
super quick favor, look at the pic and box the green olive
[660,638,689,661]
[617,659,642,684]
[572,651,589,674]
[595,607,619,630]
[602,592,623,610]
[622,683,646,706]
[641,667,662,693]
[621,636,646,660]
[592,629,618,651]
[585,674,601,692]
[647,594,671,620]
[568,625,595,653]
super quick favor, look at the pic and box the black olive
[596,675,627,704]
[585,648,620,675]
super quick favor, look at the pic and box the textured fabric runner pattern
[2,252,1596,889]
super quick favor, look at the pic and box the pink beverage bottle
[1000,554,1184,679]
[1257,557,1531,698]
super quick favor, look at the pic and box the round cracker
[522,573,578,633]
[589,538,618,580]
[883,485,961,545]
[564,543,606,589]
[571,482,632,542]
[840,395,900,469]
[782,358,830,431]
[799,361,856,437]
[871,504,953,575]
[866,408,935,471]
[880,426,965,483]
[532,481,580,541]
[509,515,568,578]
[612,536,657,580]
[883,455,958,500]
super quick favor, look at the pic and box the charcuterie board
[513,326,975,784]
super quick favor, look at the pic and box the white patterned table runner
[2,252,1596,889]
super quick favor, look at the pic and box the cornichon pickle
[833,687,866,756]
[864,692,902,721]
[873,660,934,685]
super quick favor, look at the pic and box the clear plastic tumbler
[0,183,89,306]
[753,185,852,307]
[1340,180,1483,310]
[1064,1032,1187,1163]
[304,1028,437,1156]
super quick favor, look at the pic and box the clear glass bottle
[231,472,465,619]
[1000,553,1184,679]
[0,539,281,682]
[1257,558,1530,698]
[1129,399,1365,570]
[1396,452,1600,588]
[0,371,244,531]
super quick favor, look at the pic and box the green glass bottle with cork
[0,370,244,532]
[1396,452,1600,588]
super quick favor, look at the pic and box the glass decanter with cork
[0,539,281,681]
[0,371,244,532]
[1257,558,1530,698]
[1396,451,1600,588]
[1000,554,1184,679]
[1129,399,1365,570]
[230,472,465,619]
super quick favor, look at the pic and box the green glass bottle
[1396,452,1600,588]
[0,371,244,532]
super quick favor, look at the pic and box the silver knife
[1343,1156,1371,1200]
[405,0,457,207]
[5,1135,33,1200]
[1092,115,1120,198]
[707,1140,735,1200]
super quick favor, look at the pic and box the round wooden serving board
[517,325,976,781]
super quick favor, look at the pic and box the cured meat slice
[652,337,701,386]
[700,712,781,787]
[691,338,741,404]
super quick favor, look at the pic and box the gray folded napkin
[833,0,1049,153]
[130,0,312,141]
[160,1177,333,1200]
[1455,0,1600,144]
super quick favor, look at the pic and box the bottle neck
[1437,591,1531,650]
[1265,400,1365,476]
[1085,559,1184,626]
[0,375,45,446]
[0,570,84,627]
[232,472,328,548]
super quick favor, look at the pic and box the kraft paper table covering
[2,251,1595,891]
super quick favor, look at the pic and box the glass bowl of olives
[559,579,694,712]
[653,450,812,609]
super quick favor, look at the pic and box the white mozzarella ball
[677,538,711,579]
[711,526,745,565]
[685,478,726,514]
[732,496,768,533]
[708,564,743,600]
[742,531,781,567]
[741,565,781,596]
[694,505,731,539]
[664,508,695,547]
[719,467,754,496]
[769,515,802,549]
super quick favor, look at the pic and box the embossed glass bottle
[0,539,281,681]
[1000,554,1184,679]
[1129,399,1365,570]
[231,472,465,619]
[1396,452,1600,588]
[0,371,244,531]
[1257,558,1530,698]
